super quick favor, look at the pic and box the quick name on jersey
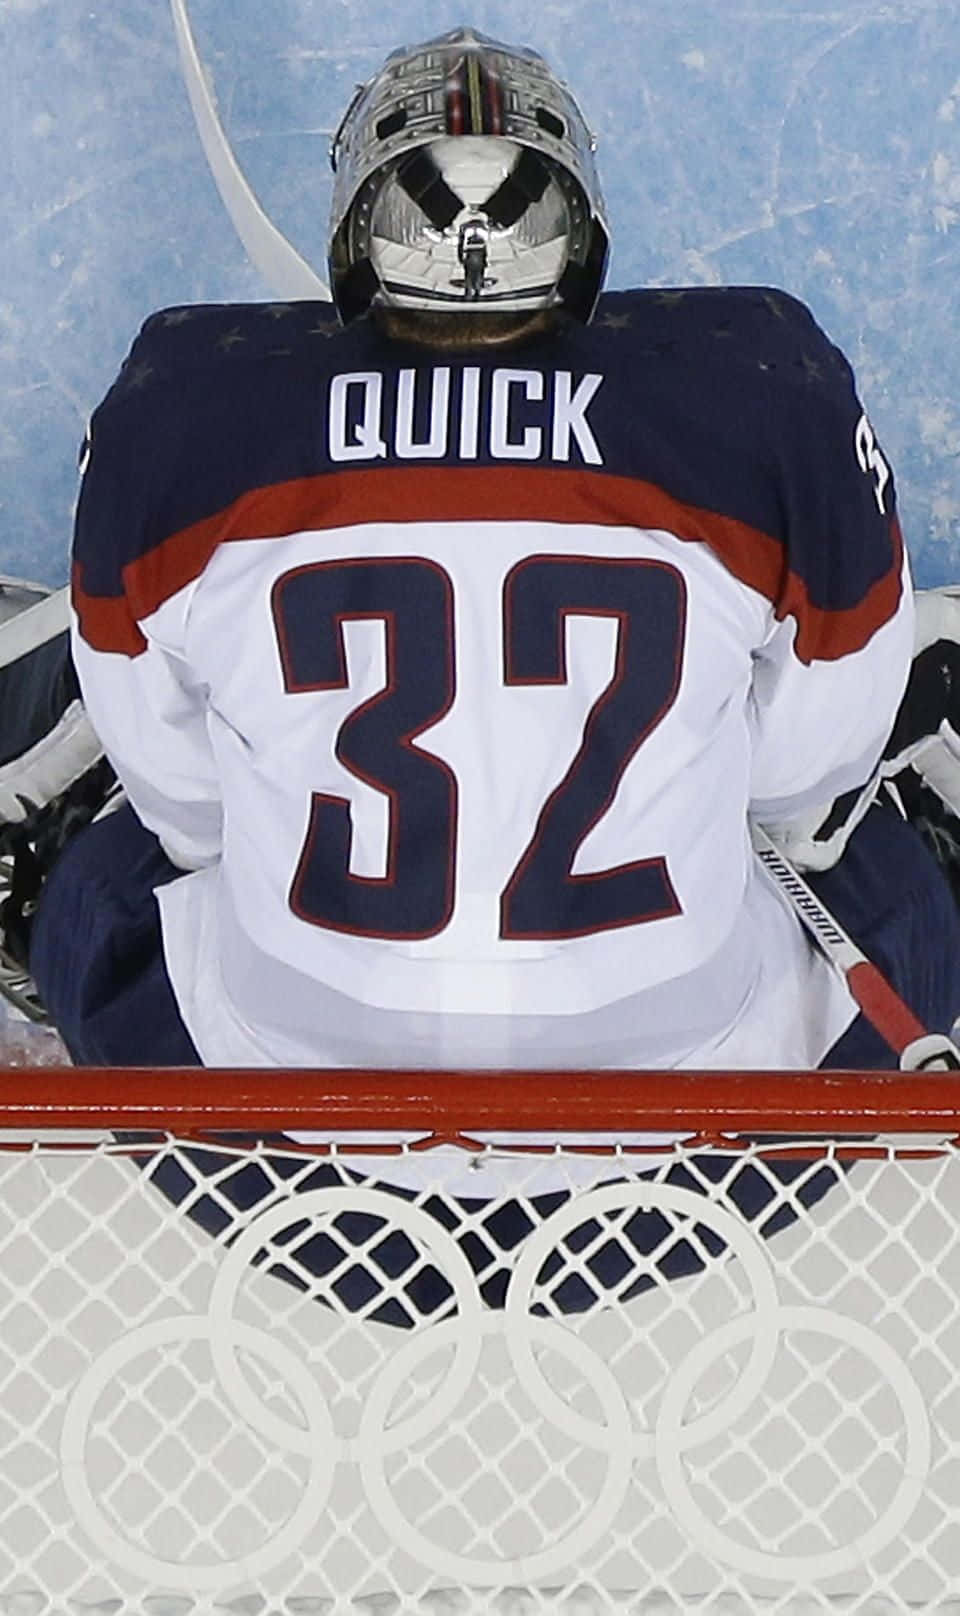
[327,367,605,465]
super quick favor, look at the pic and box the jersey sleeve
[69,595,223,872]
[748,552,913,820]
[68,299,342,872]
[745,299,913,839]
[69,338,223,872]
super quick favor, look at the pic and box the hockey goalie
[3,27,960,1078]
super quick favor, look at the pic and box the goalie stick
[169,0,330,300]
[751,822,960,1071]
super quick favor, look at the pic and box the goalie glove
[760,586,960,874]
[756,773,881,873]
[881,586,960,816]
[0,582,119,1016]
[0,585,105,824]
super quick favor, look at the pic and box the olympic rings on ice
[59,1180,933,1590]
[654,1304,932,1582]
[207,1187,484,1456]
[505,1181,782,1458]
[59,1314,336,1591]
[358,1310,634,1584]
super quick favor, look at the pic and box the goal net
[0,1065,958,1616]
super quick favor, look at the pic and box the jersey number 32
[271,555,686,942]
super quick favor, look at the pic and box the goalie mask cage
[1,1067,960,1616]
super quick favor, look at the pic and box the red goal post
[0,1065,959,1614]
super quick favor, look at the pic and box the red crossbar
[0,1067,957,1136]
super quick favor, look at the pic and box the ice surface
[3,0,959,586]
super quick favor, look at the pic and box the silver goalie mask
[328,27,609,324]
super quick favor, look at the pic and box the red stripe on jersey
[72,465,904,664]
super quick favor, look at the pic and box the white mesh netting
[0,1122,958,1614]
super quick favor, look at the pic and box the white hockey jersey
[71,288,913,1069]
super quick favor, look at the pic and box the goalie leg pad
[813,799,960,1069]
[29,801,201,1065]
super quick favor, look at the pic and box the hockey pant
[30,791,960,1072]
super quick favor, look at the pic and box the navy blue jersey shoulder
[74,288,896,619]
[108,299,343,386]
[112,287,842,392]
